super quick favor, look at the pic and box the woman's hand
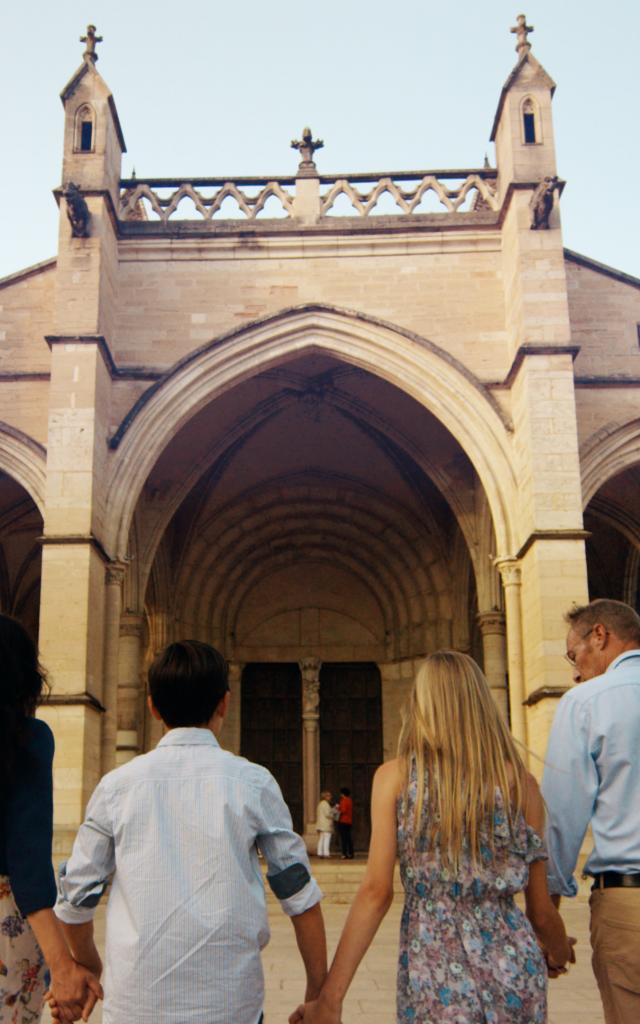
[46,960,103,1022]
[546,935,577,978]
[289,997,342,1024]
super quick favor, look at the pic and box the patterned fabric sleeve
[523,822,548,865]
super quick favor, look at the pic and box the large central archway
[106,306,518,561]
[113,329,513,847]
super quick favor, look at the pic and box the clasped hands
[46,952,103,1023]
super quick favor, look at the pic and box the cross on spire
[80,24,103,63]
[510,14,534,55]
[291,127,324,172]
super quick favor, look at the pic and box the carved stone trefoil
[63,182,91,237]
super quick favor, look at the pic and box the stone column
[477,611,508,719]
[102,563,125,773]
[223,661,243,755]
[116,613,144,765]
[300,657,322,846]
[496,560,527,749]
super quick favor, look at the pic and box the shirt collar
[608,649,640,672]
[157,727,221,748]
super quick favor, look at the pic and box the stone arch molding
[0,422,47,515]
[105,305,518,558]
[581,418,640,507]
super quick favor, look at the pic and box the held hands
[545,935,577,979]
[46,959,103,1023]
[289,1001,342,1024]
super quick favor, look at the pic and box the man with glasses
[542,599,640,1024]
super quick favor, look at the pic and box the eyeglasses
[563,626,599,666]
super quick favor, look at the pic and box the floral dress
[0,877,47,1024]
[397,773,548,1024]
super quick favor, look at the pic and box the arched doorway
[120,344,506,846]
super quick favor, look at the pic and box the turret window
[74,104,96,153]
[521,98,538,144]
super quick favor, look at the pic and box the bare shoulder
[373,758,403,796]
[521,771,544,831]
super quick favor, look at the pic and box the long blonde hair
[397,650,526,871]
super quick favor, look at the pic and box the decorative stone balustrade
[119,169,498,225]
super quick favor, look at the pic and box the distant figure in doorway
[0,613,101,1024]
[542,599,640,1024]
[336,788,354,860]
[315,792,334,858]
[51,641,327,1024]
[290,651,574,1024]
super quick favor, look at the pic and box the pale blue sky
[1,0,638,279]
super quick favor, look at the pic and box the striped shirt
[55,728,321,1024]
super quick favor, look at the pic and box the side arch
[104,305,518,558]
[0,422,47,515]
[581,418,640,506]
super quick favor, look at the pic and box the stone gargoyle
[64,182,90,237]
[530,176,559,230]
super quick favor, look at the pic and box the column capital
[119,611,144,638]
[105,561,127,587]
[476,610,506,636]
[495,558,522,587]
[299,657,322,718]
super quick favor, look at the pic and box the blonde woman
[315,792,334,858]
[290,651,574,1024]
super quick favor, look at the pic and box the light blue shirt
[55,728,322,1024]
[541,650,640,897]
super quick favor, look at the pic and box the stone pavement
[43,870,603,1023]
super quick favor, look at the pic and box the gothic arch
[581,418,640,506]
[105,305,518,559]
[0,422,47,515]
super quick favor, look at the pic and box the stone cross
[291,127,324,170]
[80,24,103,63]
[510,14,534,55]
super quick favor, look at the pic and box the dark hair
[0,614,48,790]
[148,640,229,727]
[340,787,351,797]
[565,599,640,646]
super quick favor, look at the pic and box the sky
[0,0,638,280]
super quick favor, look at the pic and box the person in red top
[336,788,354,859]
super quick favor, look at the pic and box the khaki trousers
[590,888,640,1024]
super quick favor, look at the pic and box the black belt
[591,872,640,890]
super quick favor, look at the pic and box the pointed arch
[0,422,47,515]
[581,418,640,506]
[105,305,518,558]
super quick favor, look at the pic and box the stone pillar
[477,611,508,719]
[223,661,243,755]
[300,657,321,847]
[116,613,144,765]
[102,563,125,773]
[496,560,527,750]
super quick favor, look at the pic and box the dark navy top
[0,717,57,916]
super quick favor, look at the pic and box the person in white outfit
[316,792,335,858]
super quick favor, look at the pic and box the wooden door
[241,663,303,833]
[319,662,383,851]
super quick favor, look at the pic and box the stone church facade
[1,22,639,849]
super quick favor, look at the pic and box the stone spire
[80,24,103,63]
[510,14,534,56]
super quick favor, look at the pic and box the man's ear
[217,690,231,720]
[593,622,609,648]
[147,694,163,721]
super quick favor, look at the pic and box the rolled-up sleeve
[55,780,115,924]
[254,772,322,917]
[541,694,598,897]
